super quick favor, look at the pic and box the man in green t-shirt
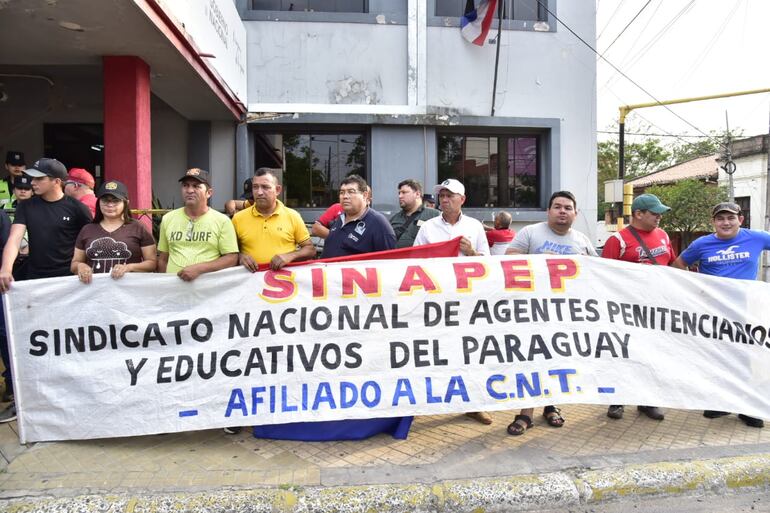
[158,168,238,281]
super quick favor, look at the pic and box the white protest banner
[6,254,770,442]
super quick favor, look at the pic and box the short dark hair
[254,167,279,185]
[340,174,368,194]
[548,191,577,209]
[397,179,423,195]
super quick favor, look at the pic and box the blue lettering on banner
[178,409,198,417]
[485,369,582,402]
[392,378,416,406]
[598,387,615,393]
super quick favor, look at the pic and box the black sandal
[507,414,533,436]
[543,405,565,428]
[738,414,764,428]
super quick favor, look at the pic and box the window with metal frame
[251,0,368,12]
[253,131,367,208]
[437,133,540,208]
[435,0,547,22]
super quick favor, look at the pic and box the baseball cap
[422,193,435,203]
[631,193,670,214]
[67,168,95,188]
[711,202,741,217]
[179,168,210,186]
[96,180,129,201]
[434,178,465,196]
[5,151,24,166]
[13,175,32,190]
[24,158,68,180]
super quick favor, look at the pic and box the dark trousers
[0,295,11,395]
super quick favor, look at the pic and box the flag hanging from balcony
[461,0,499,46]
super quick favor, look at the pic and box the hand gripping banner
[5,247,770,442]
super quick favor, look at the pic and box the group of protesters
[0,148,769,441]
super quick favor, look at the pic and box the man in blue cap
[602,193,677,421]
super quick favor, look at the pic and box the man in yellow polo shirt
[232,168,315,272]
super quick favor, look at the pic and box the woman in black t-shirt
[70,180,156,283]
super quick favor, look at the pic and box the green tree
[596,137,672,219]
[646,179,728,247]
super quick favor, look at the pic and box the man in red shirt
[64,168,97,217]
[602,193,676,421]
[485,211,515,255]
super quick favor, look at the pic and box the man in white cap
[413,178,489,258]
[413,178,491,425]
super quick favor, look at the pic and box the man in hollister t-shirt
[672,201,770,429]
[602,193,676,422]
[0,158,92,286]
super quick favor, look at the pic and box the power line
[597,130,712,138]
[536,0,717,143]
[596,0,627,40]
[601,0,696,91]
[600,0,652,56]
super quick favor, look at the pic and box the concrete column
[103,56,152,210]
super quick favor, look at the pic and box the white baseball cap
[434,178,465,196]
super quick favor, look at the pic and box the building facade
[2,0,597,237]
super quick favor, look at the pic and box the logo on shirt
[62,216,71,221]
[636,245,670,261]
[354,221,366,236]
[535,241,579,255]
[707,245,750,263]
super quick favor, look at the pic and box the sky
[593,0,770,145]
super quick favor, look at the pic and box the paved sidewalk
[1,402,770,511]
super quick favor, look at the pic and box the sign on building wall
[158,0,247,104]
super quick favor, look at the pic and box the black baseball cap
[24,158,68,180]
[97,180,129,201]
[13,175,32,190]
[179,168,210,186]
[5,151,24,166]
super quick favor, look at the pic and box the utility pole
[764,106,770,282]
[720,112,736,202]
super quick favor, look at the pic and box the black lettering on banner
[168,319,190,344]
[157,356,174,383]
[29,330,48,356]
[175,355,194,381]
[344,342,362,368]
[229,313,249,339]
[191,318,212,342]
[125,357,148,386]
[220,350,242,377]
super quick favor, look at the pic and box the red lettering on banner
[546,258,579,292]
[500,259,534,291]
[259,270,297,302]
[311,267,327,299]
[341,267,381,298]
[453,262,487,292]
[398,265,441,294]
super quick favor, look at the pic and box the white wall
[243,3,597,237]
[246,22,407,105]
[726,154,768,231]
[209,120,237,209]
[150,96,188,209]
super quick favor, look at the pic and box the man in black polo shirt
[0,158,92,286]
[321,175,396,258]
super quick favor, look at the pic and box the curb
[2,454,770,512]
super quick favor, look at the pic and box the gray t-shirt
[510,222,597,256]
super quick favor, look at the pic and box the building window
[437,133,539,208]
[435,0,547,21]
[251,0,368,12]
[735,196,751,228]
[253,132,367,208]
